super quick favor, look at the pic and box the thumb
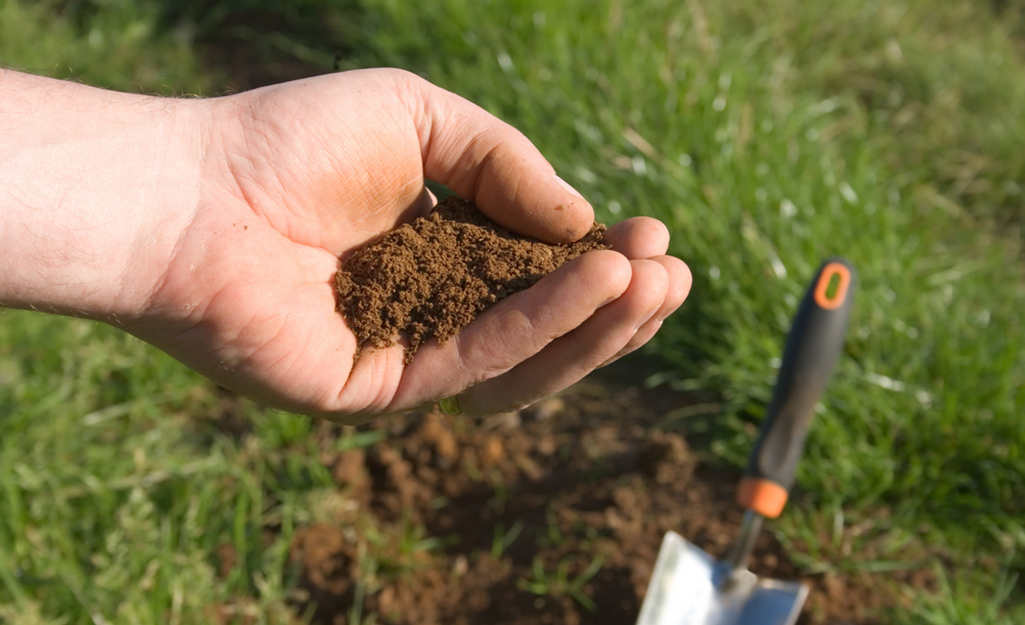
[402,72,593,243]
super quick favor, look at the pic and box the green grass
[0,0,212,94]
[0,312,355,623]
[517,553,603,612]
[2,0,1024,622]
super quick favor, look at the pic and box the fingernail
[554,174,585,200]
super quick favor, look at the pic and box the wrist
[0,70,208,323]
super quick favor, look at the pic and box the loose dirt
[335,196,609,361]
[282,365,935,625]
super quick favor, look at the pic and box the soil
[279,364,936,625]
[335,197,609,362]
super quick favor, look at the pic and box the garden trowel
[636,258,856,625]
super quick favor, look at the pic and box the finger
[455,258,670,415]
[401,72,594,243]
[602,217,671,259]
[419,184,439,214]
[604,319,664,368]
[387,249,633,409]
[405,184,438,221]
[650,254,692,323]
[599,254,692,366]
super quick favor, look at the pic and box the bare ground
[257,364,936,625]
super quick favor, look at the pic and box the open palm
[131,69,690,422]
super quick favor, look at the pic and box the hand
[0,68,691,423]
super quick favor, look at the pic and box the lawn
[1,0,1023,623]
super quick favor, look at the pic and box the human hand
[0,68,691,423]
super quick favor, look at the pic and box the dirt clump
[335,196,610,361]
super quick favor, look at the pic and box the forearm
[0,69,206,322]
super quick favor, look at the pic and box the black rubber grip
[743,257,856,494]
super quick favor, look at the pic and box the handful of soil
[336,196,610,362]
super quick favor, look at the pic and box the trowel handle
[738,258,855,518]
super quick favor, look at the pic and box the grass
[1,0,1024,622]
[517,554,603,612]
[0,0,211,93]
[0,312,348,623]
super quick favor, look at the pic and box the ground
[212,363,934,625]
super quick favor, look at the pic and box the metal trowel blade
[635,532,808,625]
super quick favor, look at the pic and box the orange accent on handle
[813,262,852,310]
[737,478,789,518]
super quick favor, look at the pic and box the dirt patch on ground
[335,197,609,361]
[285,366,935,625]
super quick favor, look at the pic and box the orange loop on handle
[813,262,851,310]
[737,478,789,518]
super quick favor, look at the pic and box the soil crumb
[335,196,610,362]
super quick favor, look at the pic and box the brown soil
[285,365,936,625]
[335,197,609,361]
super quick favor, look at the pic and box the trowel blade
[636,532,808,625]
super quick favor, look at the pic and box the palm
[135,70,689,422]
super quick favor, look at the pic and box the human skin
[0,67,691,423]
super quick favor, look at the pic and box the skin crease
[0,67,692,424]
